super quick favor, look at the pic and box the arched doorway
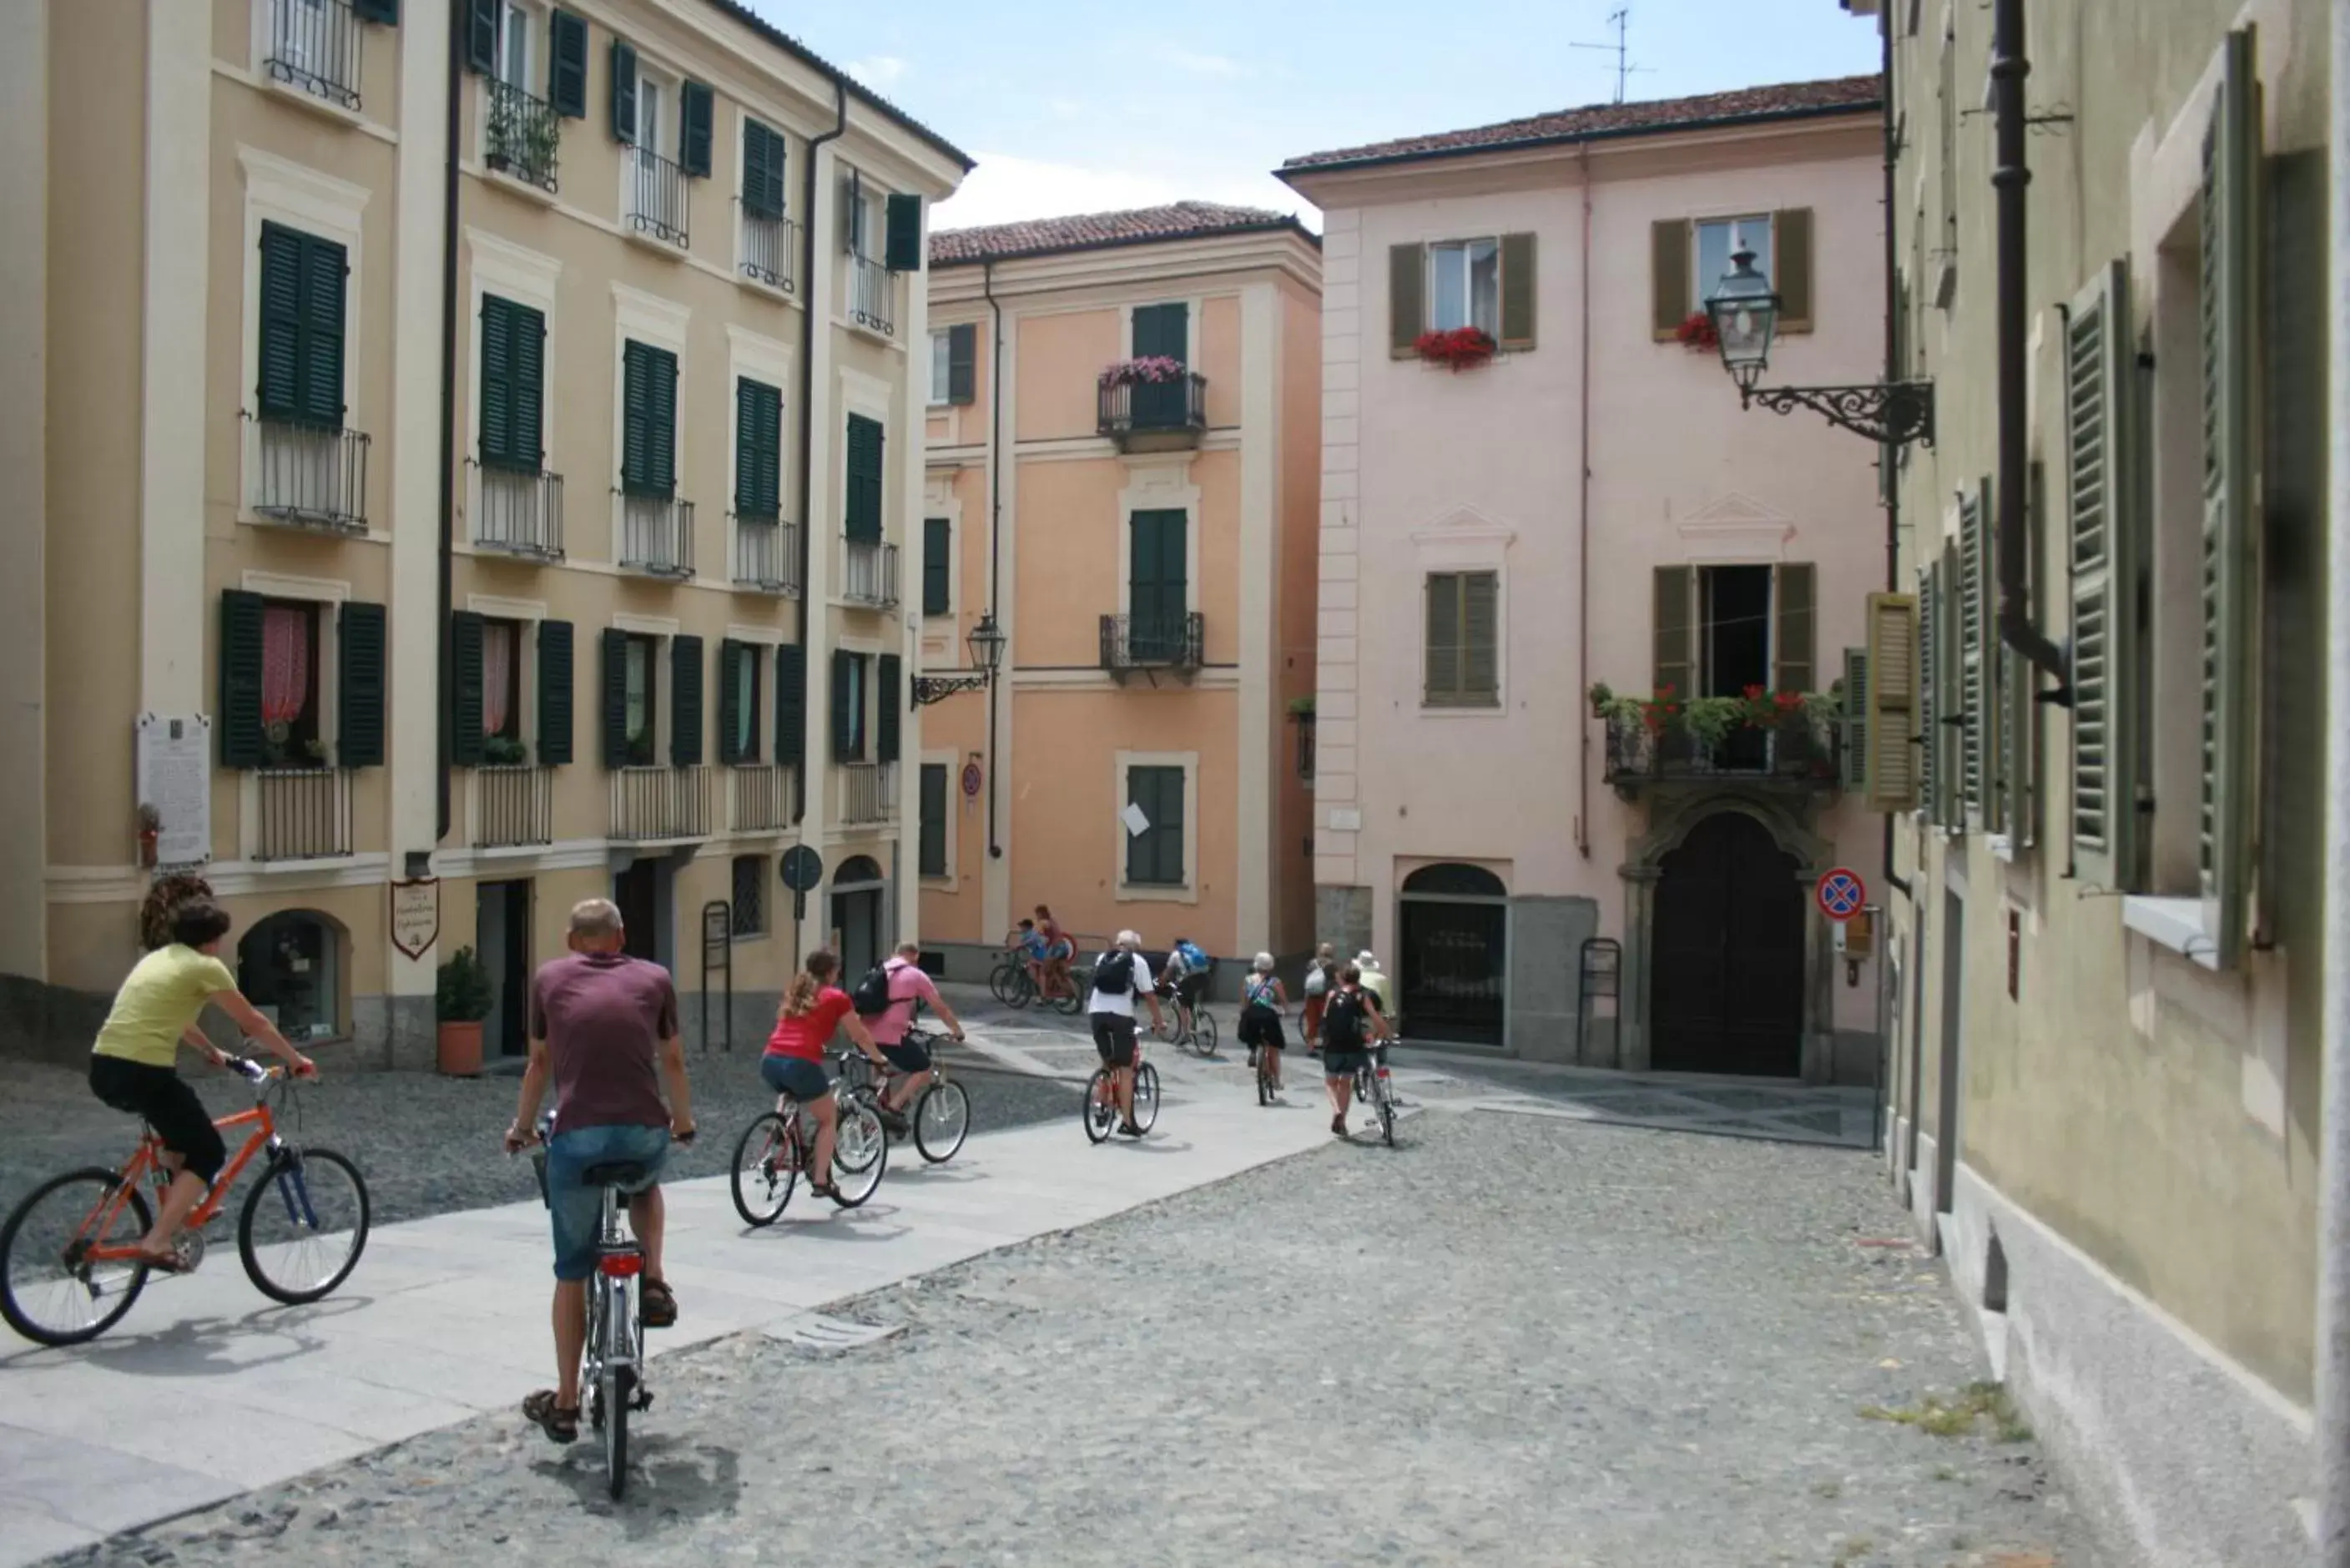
[830,855,885,981]
[236,910,345,1043]
[1398,862,1507,1046]
[1650,811,1803,1076]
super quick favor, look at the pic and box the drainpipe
[433,0,463,843]
[1879,3,1913,904]
[1990,0,2066,688]
[984,258,1006,858]
[792,77,849,827]
[1576,143,1593,858]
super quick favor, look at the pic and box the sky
[738,1,1884,233]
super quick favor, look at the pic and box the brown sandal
[641,1278,678,1329]
[522,1389,579,1444]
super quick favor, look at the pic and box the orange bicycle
[0,1056,371,1346]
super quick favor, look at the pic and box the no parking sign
[1815,867,1867,922]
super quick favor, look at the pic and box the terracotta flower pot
[437,1021,484,1078]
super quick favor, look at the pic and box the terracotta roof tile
[930,201,1309,266]
[1280,73,1884,174]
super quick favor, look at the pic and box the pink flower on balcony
[1098,355,1190,388]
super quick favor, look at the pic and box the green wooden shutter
[1939,542,1963,825]
[1462,572,1498,702]
[1425,573,1460,703]
[1864,592,1919,812]
[1498,233,1536,350]
[734,377,781,517]
[620,341,651,491]
[256,224,303,421]
[885,192,923,271]
[742,120,785,217]
[598,628,629,768]
[1840,648,1869,792]
[842,167,863,255]
[877,654,903,764]
[296,234,347,428]
[353,0,399,23]
[919,764,948,876]
[338,601,386,769]
[608,38,636,143]
[774,643,805,767]
[648,346,677,497]
[512,302,544,467]
[463,0,497,73]
[537,618,574,765]
[947,322,976,404]
[1132,302,1188,365]
[1130,508,1187,659]
[923,517,951,618]
[830,648,855,761]
[1389,245,1425,358]
[670,634,703,766]
[1959,487,1987,822]
[1774,208,1815,330]
[478,295,513,466]
[219,590,266,768]
[2066,260,2136,884]
[680,80,713,177]
[1773,562,1816,693]
[845,414,884,542]
[450,611,485,766]
[547,10,588,117]
[1652,220,1690,338]
[2198,29,2259,966]
[740,645,760,759]
[717,638,745,764]
[1652,566,1693,701]
[1919,567,1939,823]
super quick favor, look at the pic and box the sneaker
[1117,1121,1145,1138]
[877,1104,911,1137]
[1246,1046,1259,1068]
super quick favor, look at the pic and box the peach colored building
[1279,78,1889,1075]
[915,204,1321,978]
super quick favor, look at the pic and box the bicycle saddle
[582,1162,653,1188]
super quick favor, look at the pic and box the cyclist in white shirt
[1087,930,1165,1137]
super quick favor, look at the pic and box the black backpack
[850,963,895,1017]
[1092,950,1132,996]
[1322,989,1367,1050]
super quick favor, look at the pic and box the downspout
[984,258,1006,858]
[1879,3,1912,903]
[1576,142,1593,857]
[1990,0,2066,687]
[434,0,462,842]
[792,77,849,827]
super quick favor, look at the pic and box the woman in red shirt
[763,950,886,1199]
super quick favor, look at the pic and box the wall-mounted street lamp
[1707,245,1936,448]
[910,612,1007,706]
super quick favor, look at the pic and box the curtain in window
[262,606,310,725]
[482,621,514,735]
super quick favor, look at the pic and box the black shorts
[879,1039,932,1075]
[1089,1011,1138,1067]
[1176,973,1208,1007]
[1322,1047,1370,1081]
[1238,1006,1285,1049]
[89,1055,227,1182]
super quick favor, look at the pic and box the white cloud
[933,151,1319,235]
[844,55,907,89]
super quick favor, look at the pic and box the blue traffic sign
[1816,867,1867,921]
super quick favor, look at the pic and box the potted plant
[1675,310,1719,352]
[483,734,530,767]
[1097,355,1188,389]
[435,945,495,1077]
[1414,326,1498,371]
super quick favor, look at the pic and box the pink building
[1279,77,1889,1078]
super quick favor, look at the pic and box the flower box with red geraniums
[1674,310,1719,352]
[1414,327,1498,371]
[1097,355,1188,389]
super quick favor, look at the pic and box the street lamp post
[910,612,1007,706]
[1705,244,1936,448]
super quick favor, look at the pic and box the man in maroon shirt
[503,898,697,1446]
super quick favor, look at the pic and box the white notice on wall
[135,713,214,867]
[1120,802,1152,838]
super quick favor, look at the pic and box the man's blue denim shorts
[544,1122,669,1282]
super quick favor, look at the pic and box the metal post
[1866,903,1889,1154]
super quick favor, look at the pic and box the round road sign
[961,760,983,799]
[1815,867,1867,921]
[781,845,825,894]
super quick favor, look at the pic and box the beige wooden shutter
[1774,208,1814,332]
[1499,233,1536,350]
[1773,562,1816,693]
[1462,572,1500,703]
[2066,260,2136,885]
[1652,566,1694,764]
[1959,486,1988,824]
[1389,244,1425,359]
[1651,220,1689,340]
[1919,565,1941,824]
[1864,592,1919,811]
[1424,573,1460,703]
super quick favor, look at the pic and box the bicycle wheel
[1049,971,1087,1016]
[1256,1044,1274,1107]
[1132,1064,1161,1133]
[603,1360,632,1500]
[729,1112,799,1226]
[1196,1010,1219,1057]
[989,960,1021,1006]
[913,1081,971,1163]
[1083,1068,1116,1143]
[1374,1075,1397,1147]
[0,1168,154,1347]
[238,1147,370,1305]
[830,1101,889,1208]
[836,1051,875,1097]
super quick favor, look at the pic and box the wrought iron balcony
[738,204,799,294]
[730,514,799,594]
[265,0,366,111]
[485,79,562,193]
[1097,371,1208,451]
[1600,713,1842,799]
[1100,613,1205,676]
[473,463,564,559]
[610,764,711,842]
[627,145,689,248]
[257,767,355,862]
[616,492,694,579]
[848,255,896,335]
[473,764,552,848]
[251,417,371,534]
[730,764,789,833]
[840,539,900,608]
[839,761,898,826]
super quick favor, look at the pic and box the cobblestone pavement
[49,1112,2103,1568]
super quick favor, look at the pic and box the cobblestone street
[47,1109,2101,1568]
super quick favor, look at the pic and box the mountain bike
[729,1081,889,1223]
[1083,1037,1160,1143]
[1354,1042,1398,1147]
[0,1056,370,1347]
[835,1029,971,1163]
[1156,988,1219,1057]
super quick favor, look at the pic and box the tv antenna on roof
[1571,6,1654,105]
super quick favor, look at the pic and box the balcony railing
[1098,371,1208,450]
[1600,714,1842,797]
[485,79,561,193]
[257,767,354,862]
[474,764,552,848]
[266,0,366,111]
[617,492,694,578]
[731,764,789,833]
[839,761,898,826]
[251,418,371,534]
[610,764,711,842]
[627,146,689,248]
[474,463,564,559]
[848,255,896,335]
[739,205,799,294]
[840,539,900,608]
[730,515,799,594]
[1100,612,1205,674]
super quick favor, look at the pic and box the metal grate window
[730,855,765,936]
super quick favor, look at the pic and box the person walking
[1301,942,1337,1054]
[1319,963,1393,1137]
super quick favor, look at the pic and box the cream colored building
[1,0,967,1066]
[914,204,1322,977]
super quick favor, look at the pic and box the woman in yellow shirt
[89,899,315,1270]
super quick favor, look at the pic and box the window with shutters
[1123,764,1188,889]
[1633,563,1821,778]
[477,295,546,471]
[1652,210,1813,340]
[1693,215,1773,310]
[923,517,952,619]
[618,338,678,497]
[484,618,524,756]
[1424,572,1500,708]
[737,118,794,292]
[255,223,350,432]
[730,855,766,937]
[840,653,869,761]
[622,633,659,766]
[264,0,369,110]
[722,641,761,764]
[1428,239,1500,336]
[259,601,325,767]
[928,330,952,406]
[918,763,950,880]
[479,2,562,191]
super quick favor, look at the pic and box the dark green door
[1129,509,1188,662]
[1129,302,1188,430]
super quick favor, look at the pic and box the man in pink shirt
[868,940,966,1132]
